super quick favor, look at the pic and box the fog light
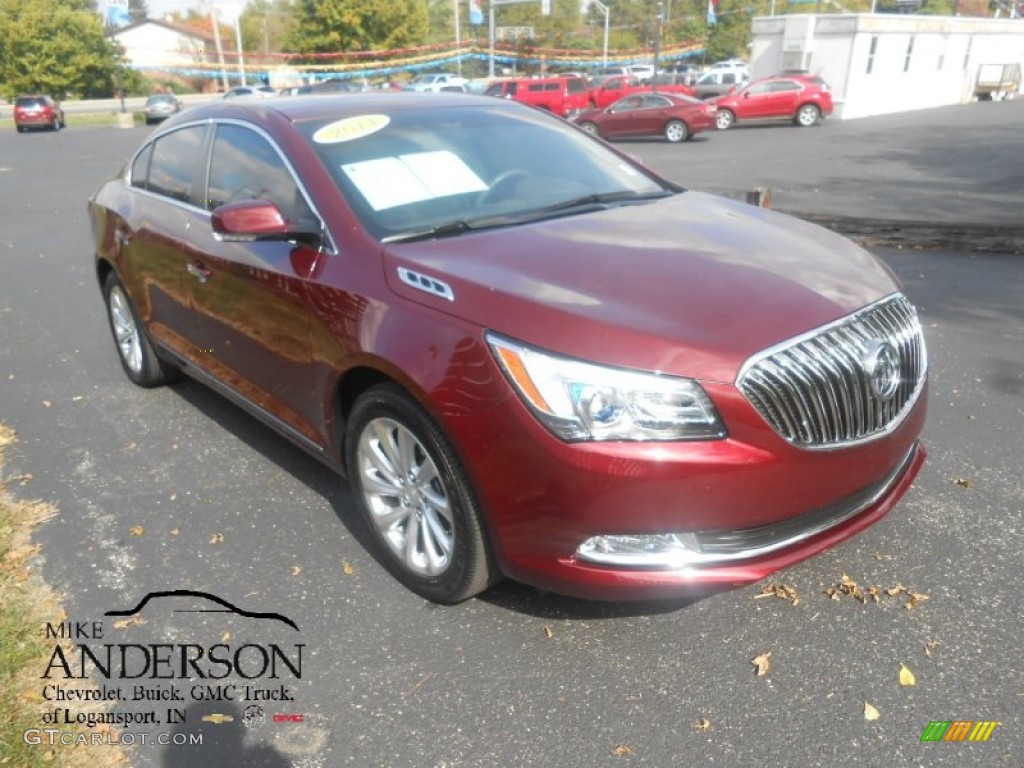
[577,533,701,568]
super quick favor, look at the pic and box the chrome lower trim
[692,445,917,564]
[575,445,917,569]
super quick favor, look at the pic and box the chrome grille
[738,294,926,448]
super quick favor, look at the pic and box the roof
[109,18,215,44]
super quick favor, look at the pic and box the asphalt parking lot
[0,110,1021,767]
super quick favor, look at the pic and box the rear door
[119,124,211,363]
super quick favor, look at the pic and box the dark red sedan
[88,94,927,603]
[572,92,717,142]
[714,75,833,129]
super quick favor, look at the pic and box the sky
[146,1,250,22]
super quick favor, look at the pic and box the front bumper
[443,374,927,601]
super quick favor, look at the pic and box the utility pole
[652,2,663,91]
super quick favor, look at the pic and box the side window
[207,123,313,223]
[724,73,736,84]
[130,143,154,190]
[148,126,207,204]
[528,83,543,92]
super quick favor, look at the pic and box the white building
[112,19,216,71]
[751,14,1024,119]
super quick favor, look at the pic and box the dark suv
[14,95,65,132]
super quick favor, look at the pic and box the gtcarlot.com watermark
[24,729,202,747]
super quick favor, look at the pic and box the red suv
[713,75,832,129]
[484,76,590,117]
[14,95,65,132]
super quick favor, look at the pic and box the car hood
[382,191,900,383]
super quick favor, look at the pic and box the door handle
[115,229,133,248]
[186,261,211,284]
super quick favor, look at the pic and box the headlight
[487,333,726,442]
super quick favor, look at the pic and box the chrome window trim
[124,117,337,256]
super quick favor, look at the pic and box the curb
[787,212,1024,255]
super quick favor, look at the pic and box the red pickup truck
[588,75,695,109]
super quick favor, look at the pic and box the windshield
[299,103,671,241]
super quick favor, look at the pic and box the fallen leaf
[825,587,841,601]
[209,533,224,544]
[290,565,302,576]
[129,525,144,537]
[610,744,632,757]
[342,559,354,575]
[885,584,905,596]
[864,701,880,721]
[543,625,554,638]
[220,632,231,643]
[169,527,180,536]
[952,478,971,489]
[925,639,939,657]
[42,400,51,408]
[905,591,929,610]
[71,395,84,402]
[112,616,145,630]
[868,586,881,603]
[756,583,799,604]
[695,718,712,732]
[899,663,916,686]
[751,651,772,676]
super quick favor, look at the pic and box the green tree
[128,0,148,22]
[0,0,120,99]
[287,0,429,53]
[240,0,297,55]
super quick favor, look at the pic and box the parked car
[709,59,750,80]
[483,75,590,117]
[13,95,64,132]
[572,92,716,142]
[662,63,702,85]
[628,64,656,82]
[88,93,927,603]
[591,66,631,77]
[223,85,278,99]
[143,94,182,124]
[404,73,469,92]
[588,74,695,109]
[693,70,747,100]
[713,75,833,129]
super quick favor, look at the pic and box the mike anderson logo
[42,590,303,681]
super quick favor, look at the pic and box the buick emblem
[863,340,900,401]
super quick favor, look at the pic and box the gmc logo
[273,714,305,723]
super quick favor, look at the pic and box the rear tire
[664,119,688,143]
[716,109,734,130]
[102,272,178,387]
[579,121,599,136]
[795,104,820,127]
[346,383,497,603]
[52,117,60,131]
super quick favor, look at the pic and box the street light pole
[592,0,610,65]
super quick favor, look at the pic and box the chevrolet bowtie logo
[202,713,234,724]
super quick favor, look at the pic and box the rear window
[566,78,586,93]
[16,97,45,108]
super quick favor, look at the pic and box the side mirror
[728,86,736,95]
[211,199,321,246]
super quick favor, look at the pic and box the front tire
[579,121,599,136]
[346,384,497,603]
[102,272,177,387]
[716,109,734,130]
[795,104,820,127]
[664,119,688,143]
